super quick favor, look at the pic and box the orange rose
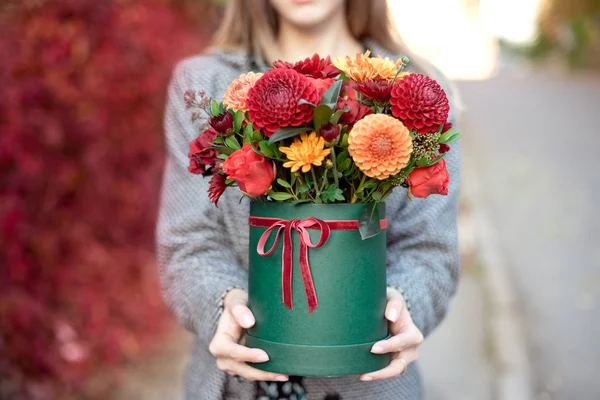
[222,144,274,196]
[407,159,450,198]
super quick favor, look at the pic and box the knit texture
[156,39,461,400]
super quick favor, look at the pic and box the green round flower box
[245,202,390,377]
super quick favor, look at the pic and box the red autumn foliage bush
[0,0,211,396]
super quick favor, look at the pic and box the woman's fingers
[209,335,269,363]
[384,294,405,324]
[225,290,256,329]
[370,325,424,354]
[360,349,419,381]
[216,358,289,382]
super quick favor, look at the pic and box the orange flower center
[370,135,393,158]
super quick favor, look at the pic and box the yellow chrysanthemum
[333,50,403,83]
[280,132,331,173]
[348,114,413,180]
[222,72,263,113]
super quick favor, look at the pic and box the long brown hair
[212,0,403,58]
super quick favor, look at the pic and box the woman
[157,0,461,399]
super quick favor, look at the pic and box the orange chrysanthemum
[333,50,403,83]
[222,72,263,112]
[280,132,331,173]
[348,114,413,180]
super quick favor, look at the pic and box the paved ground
[457,69,600,400]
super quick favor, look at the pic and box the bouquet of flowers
[184,51,460,377]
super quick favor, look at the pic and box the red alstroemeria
[208,172,227,206]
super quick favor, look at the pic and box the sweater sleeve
[156,59,248,344]
[386,69,462,338]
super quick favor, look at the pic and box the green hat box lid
[245,202,390,377]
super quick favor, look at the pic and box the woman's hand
[360,287,424,381]
[209,288,289,382]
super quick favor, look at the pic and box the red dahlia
[273,54,340,79]
[390,74,450,134]
[188,127,219,175]
[246,69,319,137]
[355,80,393,103]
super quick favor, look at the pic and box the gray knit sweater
[156,39,461,400]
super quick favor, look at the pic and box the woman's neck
[267,13,363,63]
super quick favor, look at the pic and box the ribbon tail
[282,223,294,310]
[298,240,318,314]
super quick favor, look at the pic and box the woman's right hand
[209,288,289,382]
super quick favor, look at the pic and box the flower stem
[350,174,367,204]
[329,146,340,189]
[311,168,321,200]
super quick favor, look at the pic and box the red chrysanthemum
[273,54,340,79]
[246,69,319,137]
[336,98,373,127]
[208,172,227,207]
[390,74,450,134]
[355,79,394,103]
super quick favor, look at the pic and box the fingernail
[361,375,373,381]
[276,375,288,382]
[387,308,398,322]
[242,314,254,327]
[371,345,384,354]
[255,353,269,362]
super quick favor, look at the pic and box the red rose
[407,159,450,198]
[336,98,373,127]
[246,69,319,137]
[188,127,219,175]
[222,144,274,196]
[390,74,450,134]
[272,54,340,79]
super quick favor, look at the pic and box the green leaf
[438,128,455,143]
[243,124,253,144]
[277,178,292,189]
[225,135,241,150]
[289,199,313,205]
[225,179,236,185]
[336,149,349,166]
[436,124,445,134]
[298,99,317,107]
[259,141,274,158]
[441,132,461,145]
[290,172,296,187]
[321,184,344,203]
[233,110,244,132]
[427,153,446,166]
[358,203,381,240]
[338,72,349,82]
[341,133,349,147]
[372,191,384,202]
[212,137,224,145]
[217,154,228,160]
[338,158,352,172]
[217,146,236,155]
[331,106,350,124]
[210,99,221,117]
[320,80,343,108]
[268,127,312,144]
[313,104,334,133]
[252,129,262,142]
[299,183,311,194]
[269,192,294,201]
[363,180,378,190]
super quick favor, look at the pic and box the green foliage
[321,184,345,203]
[268,126,312,144]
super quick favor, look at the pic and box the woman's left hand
[360,287,424,381]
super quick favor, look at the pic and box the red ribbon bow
[249,216,388,314]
